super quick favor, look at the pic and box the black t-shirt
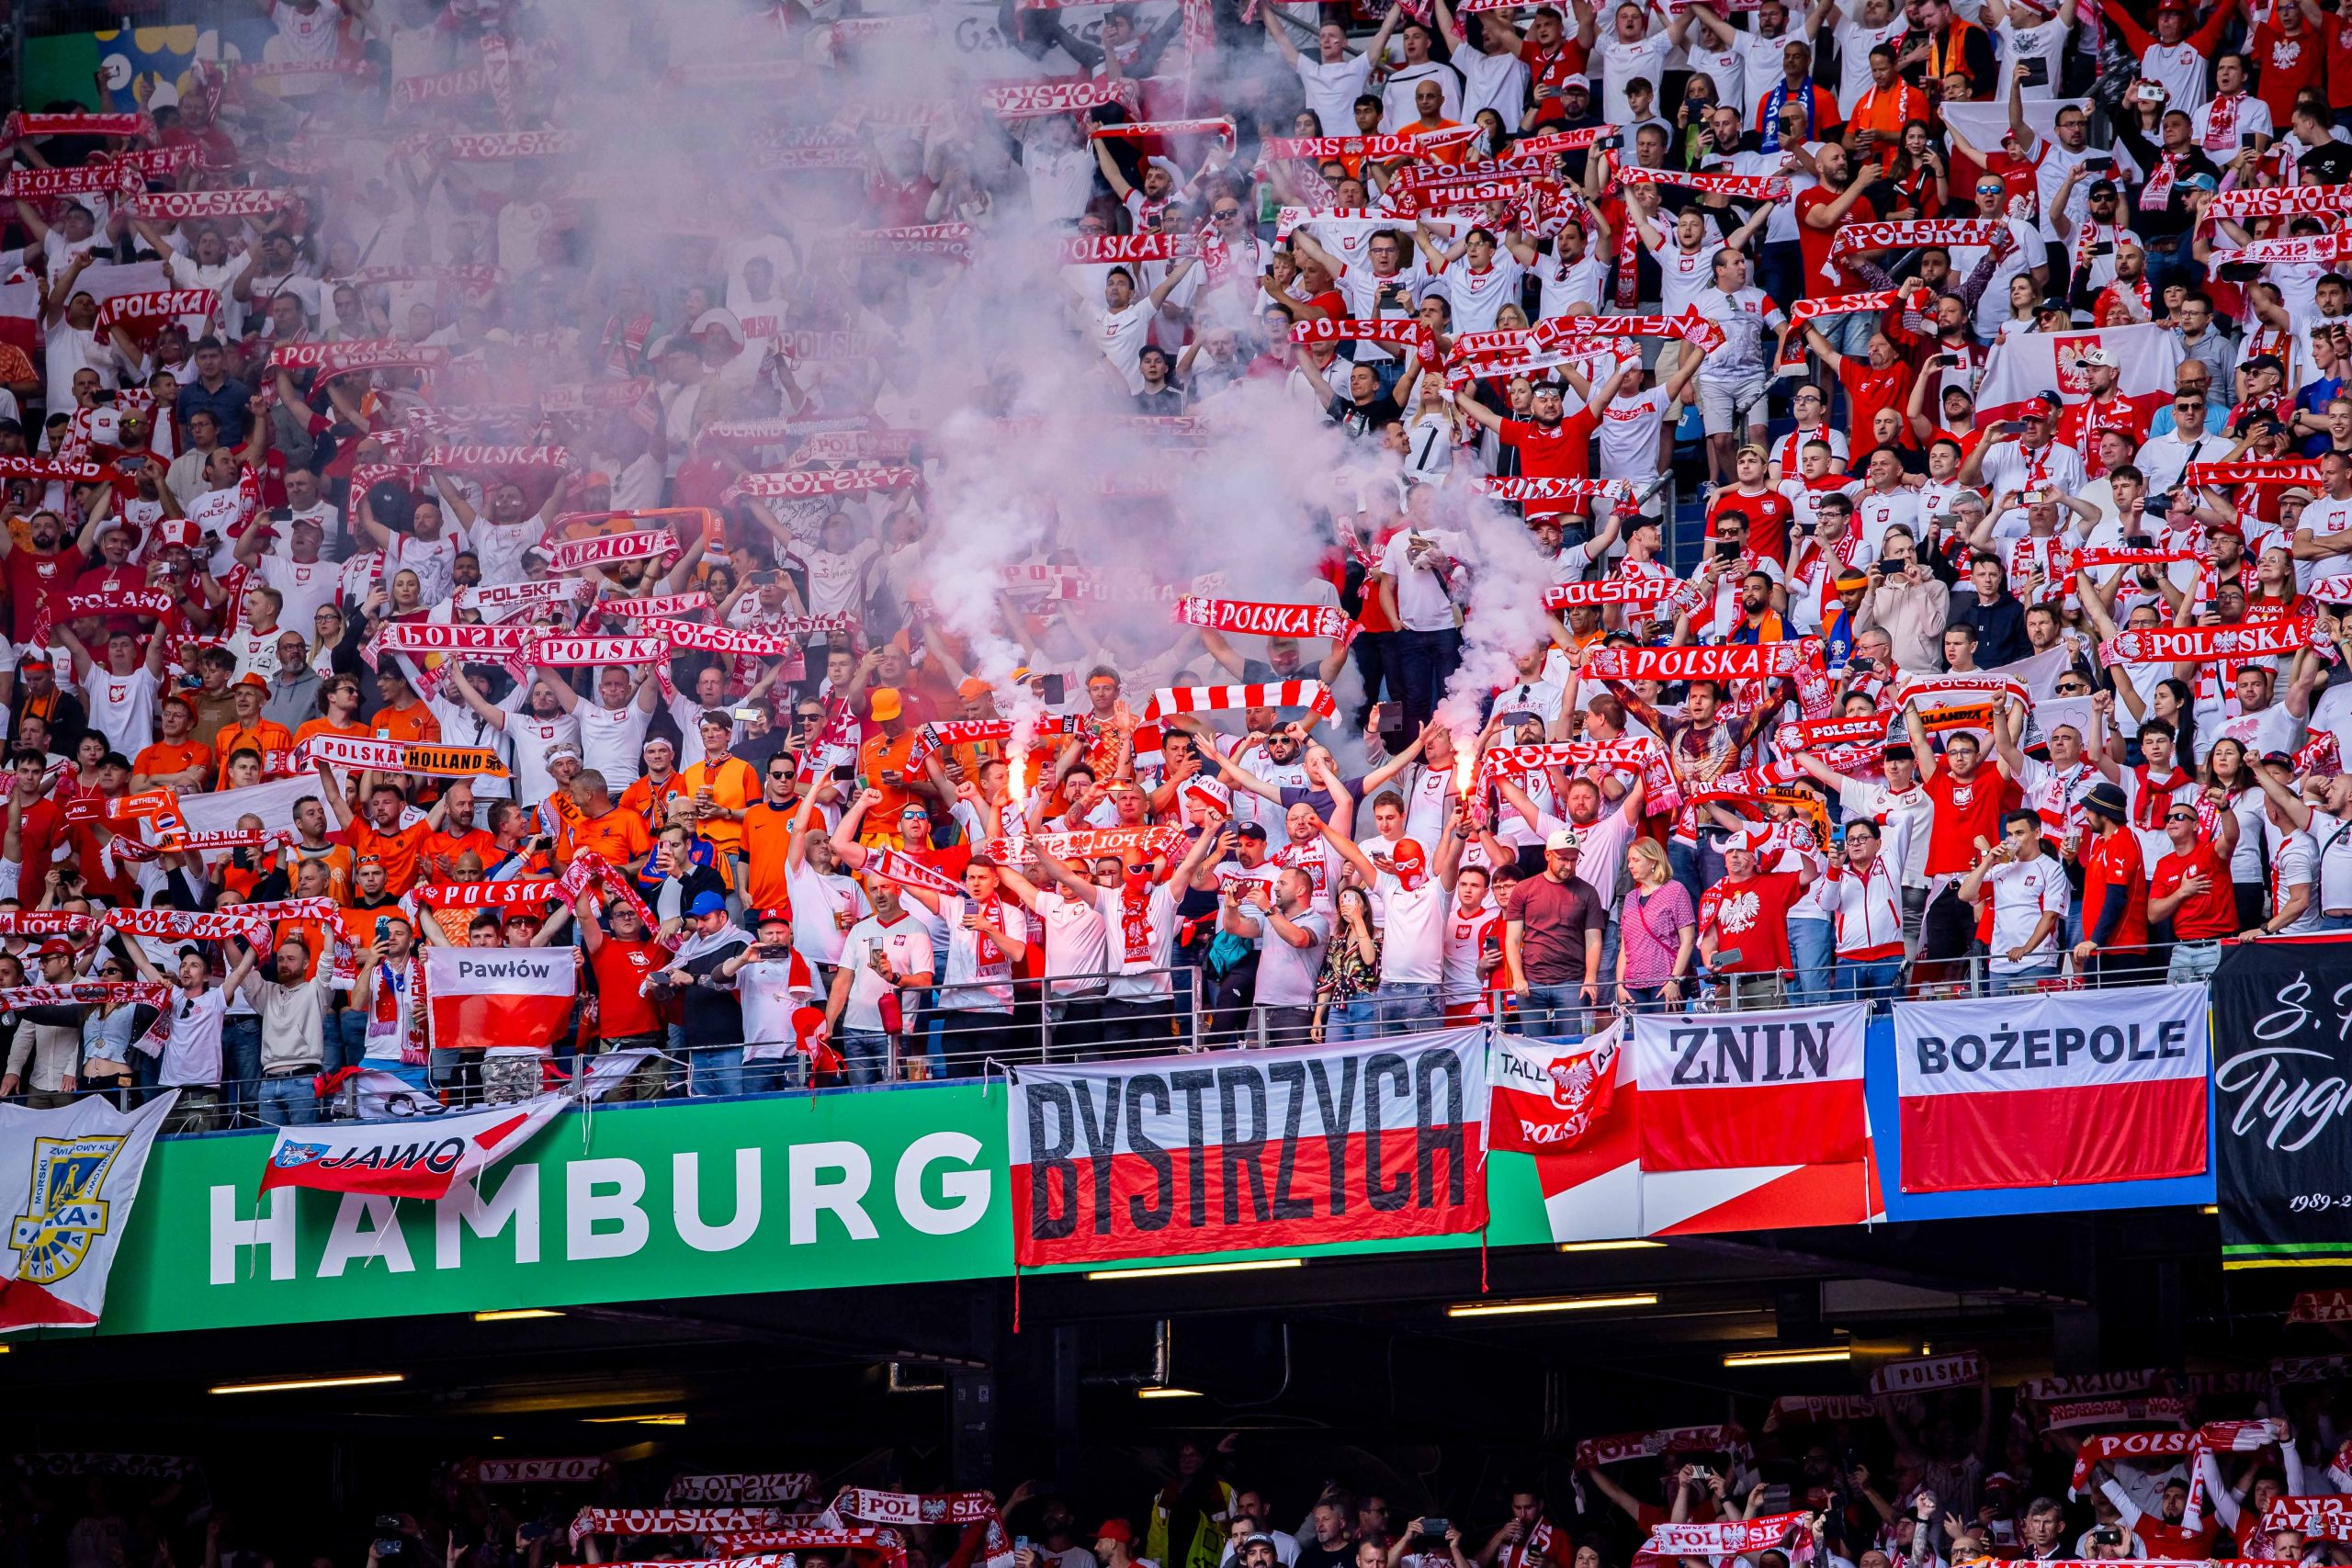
[1298,1543,1356,1568]
[1327,392,1404,440]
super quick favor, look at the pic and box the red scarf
[2142,150,2189,210]
[372,955,428,1066]
[2132,761,2191,829]
[1117,872,1159,963]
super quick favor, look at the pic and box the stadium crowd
[1,0,2351,1127]
[10,1371,2352,1568]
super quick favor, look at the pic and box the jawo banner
[1893,986,2208,1192]
[0,1091,177,1331]
[2212,936,2352,1269]
[1007,1028,1486,1267]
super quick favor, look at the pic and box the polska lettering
[1868,1351,1984,1394]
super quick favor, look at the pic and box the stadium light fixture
[1447,1293,1659,1318]
[1087,1258,1303,1281]
[211,1372,404,1394]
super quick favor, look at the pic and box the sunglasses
[2165,811,2197,823]
[1215,207,1241,219]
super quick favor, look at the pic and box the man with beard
[0,509,85,647]
[441,664,582,809]
[1453,373,1626,526]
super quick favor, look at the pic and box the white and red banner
[981,77,1136,117]
[1489,1022,1623,1154]
[1973,321,2182,428]
[425,948,578,1055]
[1763,1395,1881,1431]
[0,1092,177,1332]
[1583,638,1823,683]
[1575,1425,1747,1470]
[2099,622,2312,664]
[1631,1004,1869,1172]
[1869,1351,1986,1396]
[1893,986,2208,1193]
[1142,681,1338,720]
[260,1090,571,1201]
[2046,1396,2188,1430]
[1007,1028,1486,1267]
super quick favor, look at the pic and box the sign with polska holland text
[1007,1029,1487,1268]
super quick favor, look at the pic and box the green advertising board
[84,1082,1555,1337]
[97,1085,1012,1335]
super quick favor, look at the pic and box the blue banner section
[1864,1016,2216,1221]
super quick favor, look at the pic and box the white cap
[1544,826,1581,852]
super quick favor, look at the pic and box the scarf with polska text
[1644,1512,1807,1559]
[1090,118,1235,148]
[643,615,852,657]
[0,911,97,938]
[2101,621,2314,664]
[980,77,1136,117]
[1582,638,1822,682]
[126,187,289,220]
[3,162,139,198]
[982,824,1190,865]
[363,621,533,662]
[1786,289,1905,326]
[597,592,709,621]
[729,467,922,499]
[1828,218,2007,264]
[1290,316,1434,355]
[568,1509,783,1551]
[0,982,175,1010]
[1261,125,1482,162]
[2048,1396,2188,1433]
[847,225,974,263]
[1057,233,1190,264]
[1776,714,1890,752]
[2210,231,2352,267]
[1575,1424,1747,1470]
[1610,163,1789,202]
[419,443,571,470]
[91,290,218,334]
[0,455,104,482]
[541,529,681,573]
[666,1474,819,1504]
[1174,596,1355,641]
[1689,759,1807,804]
[1476,740,1680,816]
[2182,459,2324,489]
[2212,184,2352,219]
[527,634,668,668]
[1144,681,1337,720]
[101,906,269,943]
[412,879,565,911]
[835,1495,1008,1568]
[1,110,153,144]
[269,338,447,378]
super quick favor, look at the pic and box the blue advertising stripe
[1863,1015,2215,1221]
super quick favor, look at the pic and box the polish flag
[1892,985,2209,1193]
[258,1091,570,1199]
[424,947,580,1054]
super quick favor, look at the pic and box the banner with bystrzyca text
[2211,937,2352,1269]
[1006,1029,1486,1267]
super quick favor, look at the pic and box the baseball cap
[2078,346,2119,367]
[956,676,991,699]
[233,671,267,690]
[1559,72,1590,90]
[2035,296,2071,315]
[688,890,729,918]
[869,686,903,721]
[1544,826,1581,853]
[36,937,74,956]
[2019,395,2059,419]
[1098,1523,1136,1547]
[756,907,792,929]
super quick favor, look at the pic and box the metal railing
[15,945,2256,1132]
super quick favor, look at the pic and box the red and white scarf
[527,634,669,668]
[1144,681,1337,719]
[567,1509,782,1551]
[729,467,923,499]
[1574,1424,1747,1470]
[1541,577,1678,610]
[1174,596,1356,640]
[2100,621,2314,664]
[861,848,968,900]
[1644,1513,1807,1560]
[126,187,291,220]
[847,225,975,264]
[1611,163,1789,201]
[541,529,681,573]
[1582,638,1823,682]
[1,110,153,144]
[2141,150,2191,210]
[1828,218,2005,262]
[1481,476,1634,503]
[981,76,1137,117]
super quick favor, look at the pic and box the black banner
[2212,936,2352,1269]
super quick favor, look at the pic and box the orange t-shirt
[422,825,499,881]
[570,807,652,870]
[295,716,372,750]
[369,701,440,745]
[857,730,923,826]
[131,739,212,783]
[741,799,797,914]
[618,772,687,830]
[214,718,295,783]
[350,818,432,896]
